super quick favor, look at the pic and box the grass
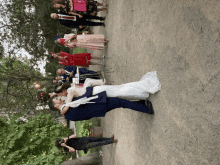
[72,47,87,54]
[75,117,101,157]
[71,47,101,157]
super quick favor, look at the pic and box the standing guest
[54,33,108,50]
[55,134,117,154]
[50,51,103,67]
[53,0,108,18]
[50,12,105,30]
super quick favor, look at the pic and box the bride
[54,71,161,101]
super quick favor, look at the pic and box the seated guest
[55,134,117,154]
[57,67,101,83]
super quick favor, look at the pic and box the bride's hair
[54,82,71,93]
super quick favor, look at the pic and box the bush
[0,113,72,165]
[80,120,93,137]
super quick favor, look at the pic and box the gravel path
[89,0,220,164]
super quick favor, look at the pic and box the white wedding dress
[68,71,161,100]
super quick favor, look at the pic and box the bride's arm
[83,78,104,88]
[61,88,75,115]
[66,87,75,103]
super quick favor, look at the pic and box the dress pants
[82,15,105,21]
[79,137,114,150]
[78,19,104,26]
[107,97,150,114]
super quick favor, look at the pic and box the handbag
[74,0,88,12]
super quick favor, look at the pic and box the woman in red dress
[51,52,102,67]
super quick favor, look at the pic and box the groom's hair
[48,95,60,111]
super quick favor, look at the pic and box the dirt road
[89,0,220,164]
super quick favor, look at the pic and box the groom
[49,87,154,121]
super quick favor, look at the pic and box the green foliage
[0,57,55,115]
[1,57,43,79]
[80,120,93,136]
[0,0,71,60]
[0,113,72,165]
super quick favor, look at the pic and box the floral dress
[64,33,105,50]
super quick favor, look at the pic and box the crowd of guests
[45,0,161,154]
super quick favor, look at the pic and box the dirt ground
[89,0,220,165]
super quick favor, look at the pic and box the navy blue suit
[60,75,69,83]
[64,87,151,121]
[64,66,100,83]
[65,66,97,75]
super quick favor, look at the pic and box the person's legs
[97,8,106,12]
[91,56,102,59]
[85,137,114,149]
[87,137,112,142]
[82,15,105,21]
[80,20,104,26]
[107,97,151,114]
[90,62,102,65]
[97,2,107,6]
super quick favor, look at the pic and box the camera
[60,139,65,144]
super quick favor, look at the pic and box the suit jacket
[58,11,80,28]
[58,11,90,29]
[64,87,107,121]
[60,74,72,83]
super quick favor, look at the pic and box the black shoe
[100,17,106,21]
[137,100,145,105]
[84,149,88,154]
[102,23,105,27]
[145,100,154,114]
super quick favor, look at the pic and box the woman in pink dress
[55,34,109,50]
[51,52,103,67]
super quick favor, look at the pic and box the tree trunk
[61,152,101,165]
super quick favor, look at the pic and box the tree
[61,152,101,165]
[0,113,72,165]
[0,57,55,115]
[0,0,71,60]
[0,43,4,59]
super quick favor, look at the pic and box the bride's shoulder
[67,84,76,92]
